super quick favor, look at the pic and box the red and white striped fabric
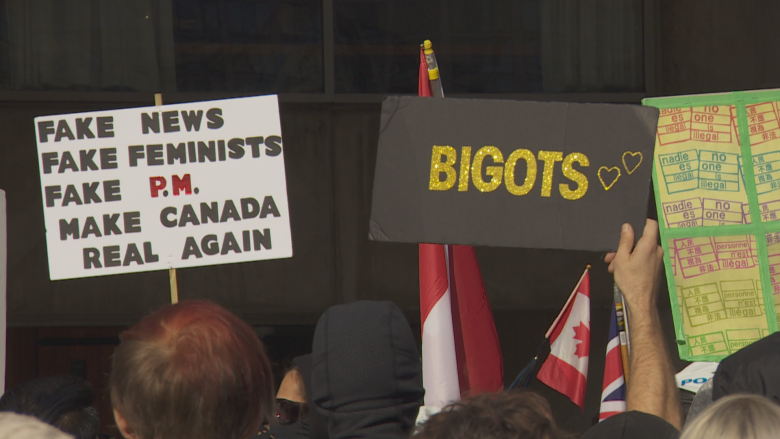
[537,270,591,410]
[418,46,503,407]
[420,244,461,406]
[419,244,504,407]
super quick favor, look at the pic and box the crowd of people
[2,219,780,439]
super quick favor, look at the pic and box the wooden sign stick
[154,93,179,304]
[614,284,630,384]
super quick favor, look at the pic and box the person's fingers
[636,219,660,251]
[616,223,635,259]
[604,252,616,264]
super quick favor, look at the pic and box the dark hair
[110,300,274,439]
[415,390,573,439]
[0,374,99,439]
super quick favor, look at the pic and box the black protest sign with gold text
[369,96,659,251]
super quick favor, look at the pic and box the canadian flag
[536,269,591,410]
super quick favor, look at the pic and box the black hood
[311,301,424,439]
[713,332,780,404]
[292,354,328,439]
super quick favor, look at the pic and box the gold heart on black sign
[622,151,643,175]
[598,166,621,191]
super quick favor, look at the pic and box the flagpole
[423,40,444,98]
[418,40,460,407]
[425,42,461,397]
[545,264,591,339]
[613,285,630,384]
[622,292,631,354]
[419,39,503,401]
[507,337,547,390]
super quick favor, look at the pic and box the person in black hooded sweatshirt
[310,300,425,439]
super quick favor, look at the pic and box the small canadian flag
[537,268,591,410]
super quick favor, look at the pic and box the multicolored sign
[645,90,780,361]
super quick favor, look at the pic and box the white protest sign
[35,95,292,280]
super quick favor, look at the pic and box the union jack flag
[599,304,627,421]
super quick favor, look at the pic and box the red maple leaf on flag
[572,323,590,358]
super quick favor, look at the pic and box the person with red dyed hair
[109,300,274,439]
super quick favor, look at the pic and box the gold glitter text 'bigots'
[429,145,589,200]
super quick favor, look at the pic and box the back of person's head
[0,413,74,439]
[414,390,572,439]
[0,375,98,439]
[680,394,780,439]
[311,300,424,439]
[712,332,780,403]
[109,300,274,439]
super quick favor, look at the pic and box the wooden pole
[155,92,179,304]
[169,268,179,304]
[614,284,630,384]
